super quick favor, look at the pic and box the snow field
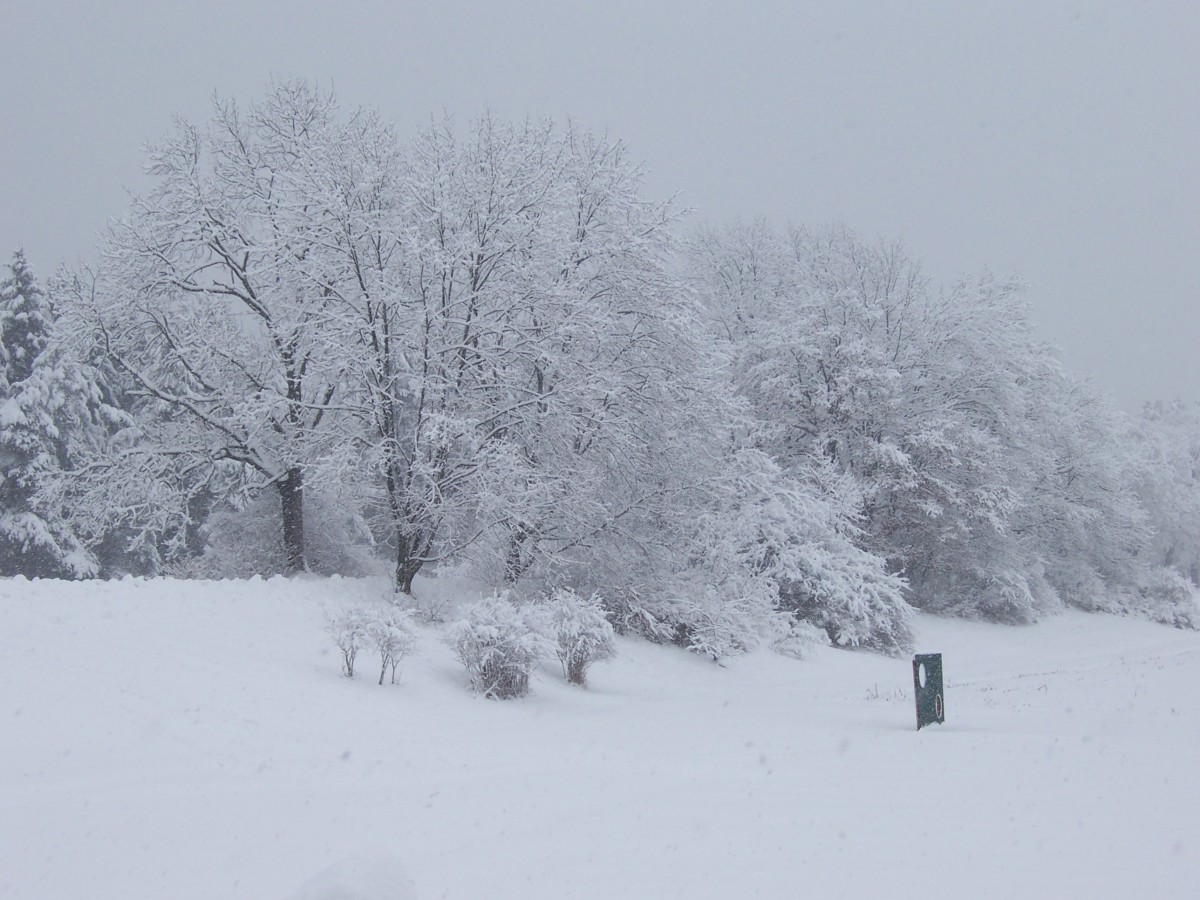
[2,575,1199,899]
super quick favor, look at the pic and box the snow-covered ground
[3,575,1199,899]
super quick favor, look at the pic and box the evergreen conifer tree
[0,250,99,578]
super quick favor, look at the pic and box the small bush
[772,617,829,660]
[601,589,676,643]
[602,581,786,662]
[667,588,773,661]
[395,589,451,625]
[640,578,789,662]
[544,589,617,687]
[327,604,419,682]
[1130,568,1200,630]
[366,609,419,684]
[448,595,551,699]
[777,542,914,656]
[326,607,371,678]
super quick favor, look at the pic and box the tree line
[3,82,1198,654]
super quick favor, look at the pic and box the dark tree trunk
[279,467,306,574]
[395,534,422,595]
[395,556,421,595]
[502,522,534,585]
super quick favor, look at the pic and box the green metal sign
[913,653,945,730]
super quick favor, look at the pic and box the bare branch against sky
[2,0,1197,408]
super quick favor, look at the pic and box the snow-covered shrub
[910,566,1056,627]
[601,589,676,644]
[660,580,789,661]
[1043,557,1107,614]
[327,604,420,683]
[687,450,914,656]
[326,607,372,678]
[772,617,830,660]
[448,594,551,699]
[395,588,452,626]
[593,576,793,663]
[543,589,616,687]
[777,537,915,655]
[1128,568,1200,630]
[366,609,419,685]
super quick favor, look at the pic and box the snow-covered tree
[319,113,714,597]
[464,125,724,600]
[70,83,362,573]
[1011,372,1151,611]
[1134,401,1200,586]
[0,251,115,578]
[689,222,1158,625]
[61,81,1183,644]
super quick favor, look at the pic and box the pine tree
[0,250,99,578]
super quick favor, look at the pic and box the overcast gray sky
[3,0,1197,409]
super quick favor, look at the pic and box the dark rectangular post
[913,653,945,730]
